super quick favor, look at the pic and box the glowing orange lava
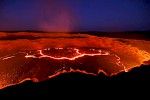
[25,48,127,72]
[0,32,150,89]
[0,47,128,89]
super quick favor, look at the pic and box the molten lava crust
[0,32,150,89]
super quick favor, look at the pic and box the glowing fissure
[113,54,128,72]
[0,47,127,72]
[2,56,15,60]
[0,47,129,89]
[25,48,110,60]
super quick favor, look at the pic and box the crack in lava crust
[25,48,127,71]
[0,47,127,89]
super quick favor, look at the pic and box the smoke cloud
[0,0,150,32]
[37,0,76,32]
[0,0,78,32]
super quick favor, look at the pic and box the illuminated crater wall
[0,32,150,89]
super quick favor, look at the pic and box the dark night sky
[0,0,150,32]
